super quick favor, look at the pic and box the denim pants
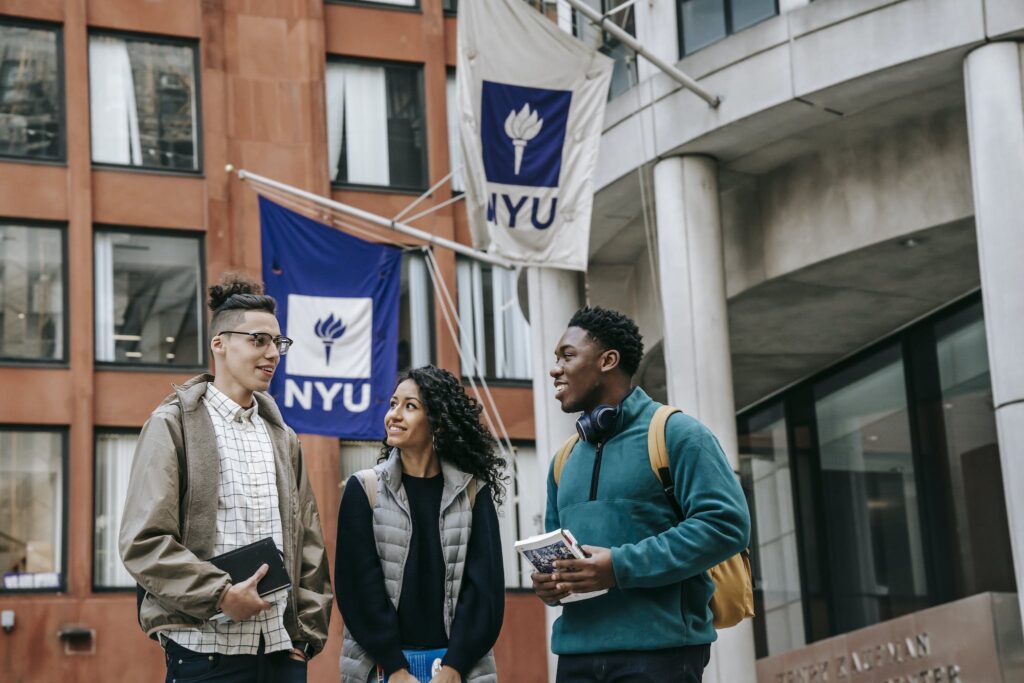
[556,644,711,683]
[163,636,307,683]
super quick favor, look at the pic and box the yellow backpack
[553,405,755,629]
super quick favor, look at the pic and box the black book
[209,537,291,600]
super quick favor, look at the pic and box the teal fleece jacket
[545,387,750,654]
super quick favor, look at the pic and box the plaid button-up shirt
[162,384,292,655]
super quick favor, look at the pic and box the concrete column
[526,265,583,683]
[964,41,1024,629]
[635,0,680,82]
[653,155,756,682]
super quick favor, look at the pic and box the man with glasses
[120,274,332,683]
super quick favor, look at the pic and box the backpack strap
[648,405,684,519]
[553,434,580,485]
[355,468,378,508]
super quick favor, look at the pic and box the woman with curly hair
[336,365,506,683]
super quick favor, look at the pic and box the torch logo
[314,313,346,365]
[504,104,543,175]
[480,80,571,188]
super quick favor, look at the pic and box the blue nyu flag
[260,197,401,440]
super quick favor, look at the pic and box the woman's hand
[430,664,462,683]
[388,669,419,683]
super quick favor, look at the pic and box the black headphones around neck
[576,404,621,444]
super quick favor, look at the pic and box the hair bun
[208,273,264,312]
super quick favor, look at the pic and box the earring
[432,434,439,455]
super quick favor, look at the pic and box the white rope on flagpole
[402,193,466,225]
[421,248,519,486]
[392,168,458,223]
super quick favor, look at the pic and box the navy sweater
[336,473,504,675]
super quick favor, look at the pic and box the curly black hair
[379,365,508,506]
[568,306,645,376]
[208,273,277,336]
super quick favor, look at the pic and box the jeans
[556,644,711,683]
[163,637,307,683]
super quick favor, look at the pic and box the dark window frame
[0,217,69,367]
[326,55,429,194]
[0,15,66,164]
[91,426,141,593]
[86,29,203,176]
[325,0,423,13]
[91,224,208,372]
[738,290,992,649]
[0,424,69,595]
[677,0,779,57]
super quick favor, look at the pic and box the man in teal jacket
[532,307,750,682]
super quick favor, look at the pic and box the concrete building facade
[526,0,1024,680]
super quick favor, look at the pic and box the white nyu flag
[457,0,613,271]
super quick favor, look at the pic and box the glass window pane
[0,224,64,361]
[398,251,434,372]
[445,72,465,193]
[935,302,1015,594]
[94,231,203,366]
[730,0,777,32]
[0,429,63,591]
[89,35,198,171]
[326,61,426,190]
[455,257,531,380]
[679,0,727,55]
[573,0,638,99]
[385,65,426,189]
[94,432,137,589]
[813,345,929,633]
[738,402,805,657]
[0,22,62,160]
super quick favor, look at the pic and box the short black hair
[208,273,276,335]
[568,306,644,376]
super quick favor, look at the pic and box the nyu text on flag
[260,197,401,440]
[457,0,613,271]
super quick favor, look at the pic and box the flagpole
[232,167,519,270]
[562,0,721,108]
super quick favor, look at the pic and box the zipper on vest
[589,441,605,501]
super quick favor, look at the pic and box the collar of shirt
[204,384,259,424]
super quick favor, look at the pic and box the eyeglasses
[220,331,294,355]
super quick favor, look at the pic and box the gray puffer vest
[340,450,498,682]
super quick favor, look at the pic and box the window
[934,301,1015,595]
[812,345,929,634]
[738,403,805,657]
[0,223,65,362]
[326,59,427,191]
[0,428,65,591]
[456,258,531,380]
[94,230,203,366]
[89,34,199,171]
[443,0,457,11]
[678,0,777,56]
[327,0,417,7]
[398,251,435,372]
[738,294,1015,648]
[573,0,638,99]
[0,20,63,160]
[445,71,465,194]
[94,431,137,589]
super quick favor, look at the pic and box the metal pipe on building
[561,0,721,108]
[232,167,519,270]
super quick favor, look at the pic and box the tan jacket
[118,374,332,656]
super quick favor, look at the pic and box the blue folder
[379,648,447,683]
